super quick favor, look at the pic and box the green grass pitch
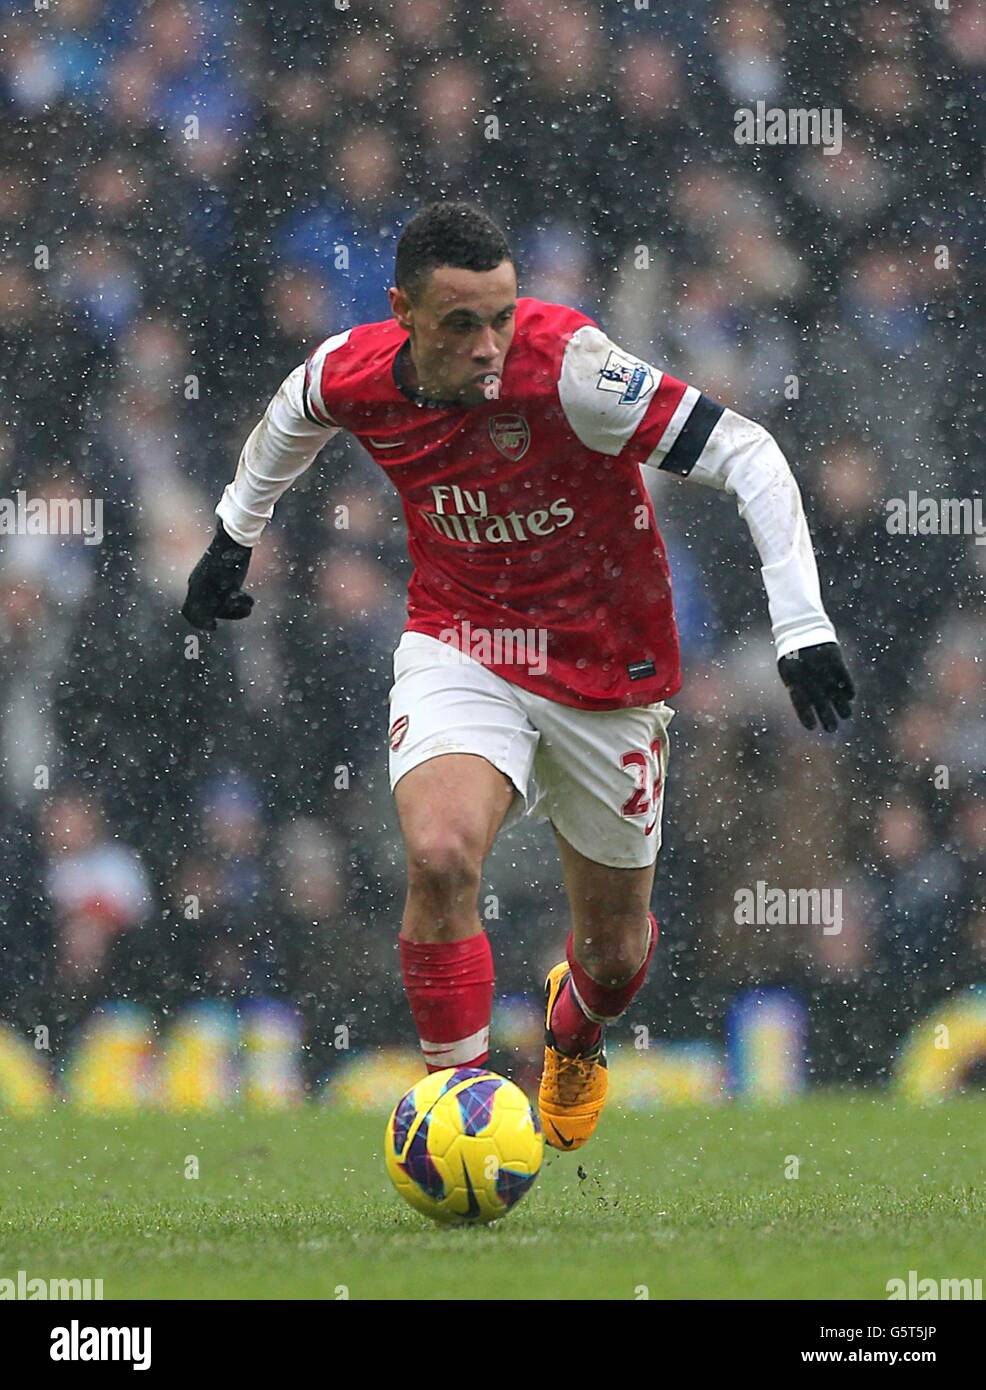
[1,1096,983,1300]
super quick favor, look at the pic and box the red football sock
[550,913,658,1056]
[399,932,495,1072]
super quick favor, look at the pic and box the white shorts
[387,632,674,870]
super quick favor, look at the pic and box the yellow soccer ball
[385,1067,544,1224]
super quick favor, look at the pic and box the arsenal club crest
[489,414,530,461]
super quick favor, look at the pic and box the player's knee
[578,915,650,986]
[405,830,483,903]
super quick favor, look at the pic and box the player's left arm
[646,395,854,731]
[558,324,855,732]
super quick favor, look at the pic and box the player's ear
[389,286,412,331]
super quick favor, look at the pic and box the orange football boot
[538,962,609,1151]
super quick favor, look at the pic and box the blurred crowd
[1,0,984,1086]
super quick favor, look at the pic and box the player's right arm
[181,339,345,631]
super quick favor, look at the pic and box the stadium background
[0,0,983,1093]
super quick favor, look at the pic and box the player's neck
[394,340,462,410]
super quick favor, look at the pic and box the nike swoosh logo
[368,438,404,449]
[547,1120,575,1149]
[462,1159,481,1218]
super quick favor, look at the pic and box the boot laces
[551,1048,601,1104]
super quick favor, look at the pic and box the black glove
[777,641,855,732]
[181,521,255,632]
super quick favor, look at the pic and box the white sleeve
[215,335,347,547]
[556,323,837,660]
[644,405,837,660]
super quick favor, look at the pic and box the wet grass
[1,1095,983,1299]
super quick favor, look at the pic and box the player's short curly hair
[395,202,513,299]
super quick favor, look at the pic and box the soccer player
[182,202,854,1151]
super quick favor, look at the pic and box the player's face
[390,261,518,407]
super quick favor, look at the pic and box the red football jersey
[302,299,709,710]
